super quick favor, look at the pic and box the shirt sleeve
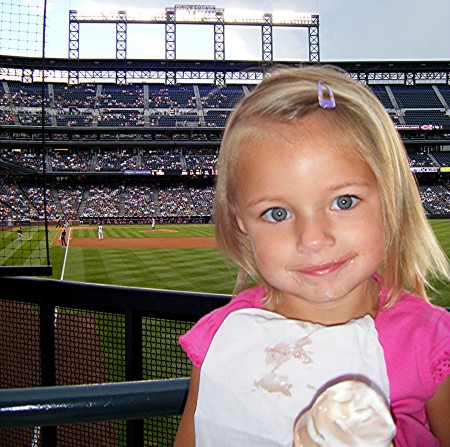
[426,307,450,387]
[179,286,265,369]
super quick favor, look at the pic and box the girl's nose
[295,215,335,253]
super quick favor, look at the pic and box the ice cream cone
[293,379,396,447]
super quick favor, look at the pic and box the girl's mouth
[298,258,350,277]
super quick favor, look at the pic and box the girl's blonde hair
[214,64,449,307]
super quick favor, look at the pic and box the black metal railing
[0,276,230,447]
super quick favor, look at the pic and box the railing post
[40,301,56,386]
[125,308,144,446]
[40,301,57,446]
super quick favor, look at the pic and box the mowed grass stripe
[148,251,210,291]
[5,241,47,267]
[60,246,236,295]
[1,227,51,267]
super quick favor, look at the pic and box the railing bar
[0,276,231,319]
[0,378,189,428]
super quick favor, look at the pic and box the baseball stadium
[0,1,449,446]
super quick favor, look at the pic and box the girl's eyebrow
[326,180,374,191]
[241,196,284,208]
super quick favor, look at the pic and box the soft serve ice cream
[293,379,396,447]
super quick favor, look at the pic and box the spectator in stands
[82,186,121,219]
[158,184,192,217]
[52,150,92,172]
[175,65,450,446]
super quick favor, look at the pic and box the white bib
[195,308,389,447]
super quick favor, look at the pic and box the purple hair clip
[317,81,336,109]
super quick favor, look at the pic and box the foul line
[60,228,71,280]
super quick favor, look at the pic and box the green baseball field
[46,220,450,308]
[49,223,236,296]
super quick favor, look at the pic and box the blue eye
[262,207,292,222]
[331,195,359,210]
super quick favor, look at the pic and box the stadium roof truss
[0,57,448,88]
[66,5,319,85]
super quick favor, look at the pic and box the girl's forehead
[235,116,357,161]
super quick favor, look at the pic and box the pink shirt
[179,286,450,447]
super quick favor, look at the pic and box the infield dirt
[54,229,216,249]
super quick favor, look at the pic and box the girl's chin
[293,288,352,306]
[290,281,349,302]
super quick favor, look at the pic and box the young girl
[174,65,450,447]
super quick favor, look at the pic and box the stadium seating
[419,185,450,214]
[390,85,444,109]
[432,151,450,166]
[370,85,394,109]
[0,80,448,129]
[0,79,448,223]
[404,110,450,126]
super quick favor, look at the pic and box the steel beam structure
[1,56,449,86]
[214,9,225,61]
[65,5,321,84]
[308,16,320,62]
[116,10,127,85]
[68,10,80,84]
[262,14,273,63]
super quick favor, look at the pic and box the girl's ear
[235,214,247,234]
